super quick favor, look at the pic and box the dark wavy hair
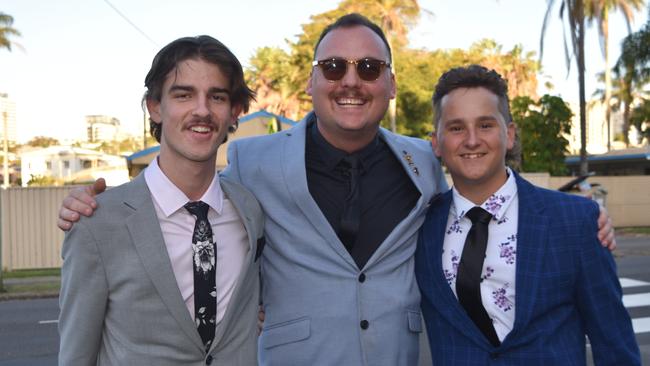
[143,35,255,142]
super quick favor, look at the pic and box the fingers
[65,188,97,216]
[596,206,616,251]
[93,178,107,196]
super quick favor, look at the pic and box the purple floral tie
[184,201,216,352]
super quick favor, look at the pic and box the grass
[2,281,60,294]
[2,268,60,279]
[617,227,650,236]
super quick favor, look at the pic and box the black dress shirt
[305,117,420,269]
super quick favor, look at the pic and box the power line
[102,0,158,47]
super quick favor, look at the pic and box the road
[0,235,649,365]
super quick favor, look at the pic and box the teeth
[462,153,484,159]
[190,126,211,133]
[336,97,364,105]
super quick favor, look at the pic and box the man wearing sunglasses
[57,13,615,365]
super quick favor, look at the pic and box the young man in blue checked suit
[415,64,639,365]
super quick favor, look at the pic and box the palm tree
[585,0,643,151]
[0,12,21,52]
[615,12,650,145]
[340,0,430,133]
[540,0,589,175]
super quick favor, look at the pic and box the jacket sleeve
[575,201,640,365]
[58,222,109,366]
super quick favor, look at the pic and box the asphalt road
[1,235,649,365]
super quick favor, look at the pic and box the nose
[464,127,480,148]
[339,60,361,88]
[192,94,210,117]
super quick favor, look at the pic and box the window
[63,161,70,169]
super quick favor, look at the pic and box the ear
[230,104,243,128]
[388,71,396,99]
[431,131,442,158]
[506,122,516,150]
[146,98,162,124]
[306,72,314,96]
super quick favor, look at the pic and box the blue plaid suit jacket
[415,172,639,365]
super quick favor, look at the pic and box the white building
[86,115,120,143]
[20,145,128,186]
[0,93,18,146]
[566,100,626,155]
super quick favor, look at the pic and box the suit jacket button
[206,355,213,365]
[358,273,366,283]
[360,320,369,330]
[490,352,499,360]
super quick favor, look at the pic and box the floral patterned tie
[184,201,216,352]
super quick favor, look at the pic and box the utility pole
[2,111,8,189]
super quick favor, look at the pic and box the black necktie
[456,206,500,347]
[184,201,216,352]
[339,155,361,251]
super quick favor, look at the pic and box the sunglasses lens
[357,59,383,81]
[321,59,347,81]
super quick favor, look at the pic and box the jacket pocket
[261,317,311,349]
[407,310,423,333]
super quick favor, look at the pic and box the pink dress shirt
[144,157,249,325]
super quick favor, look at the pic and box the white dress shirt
[144,157,249,325]
[442,168,519,341]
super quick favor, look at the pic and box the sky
[0,0,647,144]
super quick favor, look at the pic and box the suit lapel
[503,173,549,344]
[124,175,205,352]
[210,178,258,347]
[425,191,494,348]
[281,114,357,268]
[363,130,434,267]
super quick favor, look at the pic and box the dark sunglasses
[312,58,391,82]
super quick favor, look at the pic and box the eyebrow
[168,85,230,94]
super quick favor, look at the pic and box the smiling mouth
[461,153,486,159]
[189,125,213,133]
[336,97,366,106]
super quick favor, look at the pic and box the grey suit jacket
[224,113,448,366]
[59,172,264,366]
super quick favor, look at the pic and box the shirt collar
[308,116,381,172]
[144,156,224,217]
[450,167,518,222]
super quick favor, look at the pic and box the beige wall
[1,186,72,270]
[1,175,649,270]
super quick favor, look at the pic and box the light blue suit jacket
[224,112,447,365]
[415,172,640,365]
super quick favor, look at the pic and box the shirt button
[206,355,213,365]
[358,273,366,283]
[360,320,369,330]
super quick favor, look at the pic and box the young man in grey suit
[58,35,264,365]
[58,15,615,366]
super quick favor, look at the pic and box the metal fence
[1,186,74,270]
[2,175,650,270]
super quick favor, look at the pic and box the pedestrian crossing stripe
[619,278,650,335]
[620,278,650,288]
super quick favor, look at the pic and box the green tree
[26,136,60,148]
[540,0,589,175]
[512,94,573,175]
[586,0,644,150]
[0,12,20,52]
[246,47,301,119]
